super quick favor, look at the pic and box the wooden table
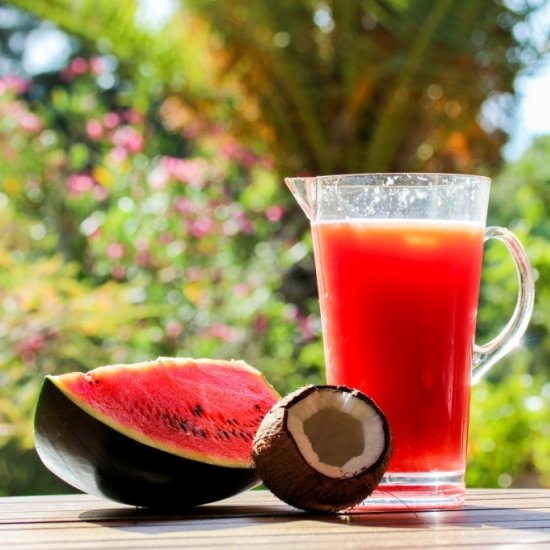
[2,489,550,549]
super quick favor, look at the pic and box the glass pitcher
[285,173,535,510]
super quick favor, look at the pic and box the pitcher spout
[284,177,317,220]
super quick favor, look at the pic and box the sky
[503,0,550,158]
[11,0,550,162]
[504,62,550,158]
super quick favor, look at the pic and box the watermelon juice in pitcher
[286,174,535,510]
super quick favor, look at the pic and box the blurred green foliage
[467,137,550,488]
[0,1,549,495]
[0,62,322,494]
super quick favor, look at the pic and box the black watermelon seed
[178,420,189,433]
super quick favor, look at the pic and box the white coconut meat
[286,389,386,479]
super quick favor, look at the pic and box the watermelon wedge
[34,357,280,509]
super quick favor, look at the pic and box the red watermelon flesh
[48,357,280,468]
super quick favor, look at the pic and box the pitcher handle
[472,226,535,384]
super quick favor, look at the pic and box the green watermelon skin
[34,358,279,509]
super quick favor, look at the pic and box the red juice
[312,220,485,473]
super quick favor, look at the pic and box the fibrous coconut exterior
[252,385,392,513]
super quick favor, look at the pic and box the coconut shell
[252,385,392,513]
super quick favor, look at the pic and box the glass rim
[286,173,492,187]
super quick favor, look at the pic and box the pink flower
[111,125,145,153]
[266,205,284,222]
[19,333,45,353]
[93,185,108,201]
[174,197,194,215]
[239,149,257,168]
[17,332,47,363]
[204,323,237,342]
[67,173,108,200]
[60,68,75,82]
[160,156,177,172]
[235,211,254,234]
[210,123,225,137]
[90,56,105,75]
[260,155,275,169]
[103,112,121,129]
[233,283,250,298]
[220,138,242,161]
[161,156,210,187]
[0,75,30,95]
[124,109,143,124]
[86,119,103,140]
[186,267,204,281]
[19,112,42,133]
[182,121,203,140]
[135,239,152,267]
[67,173,95,195]
[189,217,215,238]
[70,57,88,75]
[108,146,128,163]
[159,232,174,245]
[254,314,270,333]
[220,137,257,167]
[106,242,125,260]
[165,320,183,338]
[111,265,126,280]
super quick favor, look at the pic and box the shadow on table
[79,502,550,535]
[79,502,296,533]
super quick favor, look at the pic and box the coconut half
[252,385,392,512]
